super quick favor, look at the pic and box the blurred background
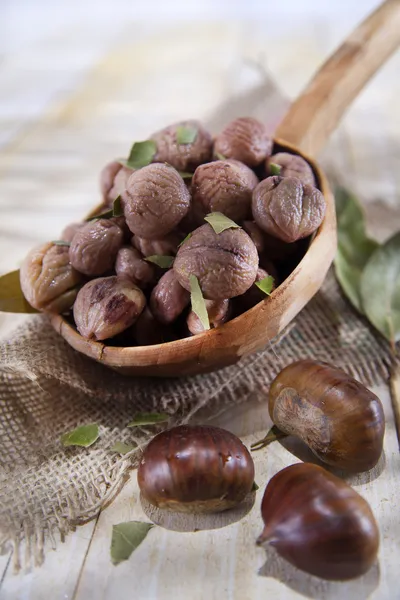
[0,0,399,274]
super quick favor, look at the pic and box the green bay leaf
[214,152,226,161]
[0,270,38,314]
[334,187,379,312]
[176,126,198,145]
[111,521,154,565]
[255,275,274,296]
[127,412,169,427]
[112,195,123,217]
[269,163,282,176]
[126,140,156,169]
[177,171,194,179]
[178,233,192,248]
[190,274,210,331]
[52,240,71,247]
[145,255,174,269]
[360,232,400,344]
[204,212,240,235]
[110,441,137,455]
[61,423,99,448]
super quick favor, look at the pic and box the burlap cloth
[0,268,397,571]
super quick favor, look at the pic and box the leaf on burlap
[111,522,154,565]
[127,412,169,427]
[360,232,400,345]
[334,187,379,312]
[110,441,137,455]
[61,423,99,447]
[0,269,39,314]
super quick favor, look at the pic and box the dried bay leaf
[176,126,198,145]
[204,212,240,235]
[0,269,38,314]
[334,187,379,312]
[87,196,123,221]
[145,255,174,269]
[61,423,99,448]
[190,274,210,331]
[52,240,71,247]
[127,412,169,427]
[360,232,400,345]
[110,441,137,455]
[126,140,157,169]
[215,152,226,161]
[255,275,274,296]
[110,521,154,565]
[177,171,194,179]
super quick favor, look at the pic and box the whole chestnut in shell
[138,425,255,513]
[257,463,379,580]
[173,224,259,300]
[269,360,385,472]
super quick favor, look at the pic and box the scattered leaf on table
[145,255,174,269]
[110,521,154,565]
[251,481,260,491]
[126,140,157,169]
[110,442,137,455]
[61,423,99,448]
[176,126,198,145]
[269,163,282,176]
[204,212,240,235]
[178,233,192,248]
[52,240,71,247]
[215,152,226,161]
[360,231,400,345]
[251,425,288,451]
[127,412,169,427]
[0,270,38,314]
[255,275,274,296]
[189,274,210,331]
[334,187,379,312]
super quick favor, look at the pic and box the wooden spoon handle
[276,0,400,157]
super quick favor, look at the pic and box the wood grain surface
[0,3,399,599]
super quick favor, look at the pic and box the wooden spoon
[51,0,400,377]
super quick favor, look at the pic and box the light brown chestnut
[138,425,255,513]
[69,219,123,276]
[266,152,316,186]
[20,242,83,313]
[132,231,183,258]
[257,463,380,580]
[269,360,385,472]
[122,163,191,239]
[214,117,273,167]
[115,246,155,287]
[186,299,230,335]
[191,159,259,222]
[60,222,84,243]
[252,176,326,243]
[73,276,146,340]
[151,119,213,172]
[150,269,190,325]
[100,161,134,206]
[173,224,259,300]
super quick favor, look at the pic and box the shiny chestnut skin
[138,425,255,513]
[257,463,380,581]
[269,360,385,472]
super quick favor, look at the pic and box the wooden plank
[72,385,398,600]
[0,521,97,600]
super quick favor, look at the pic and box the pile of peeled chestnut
[138,360,385,582]
[19,117,326,343]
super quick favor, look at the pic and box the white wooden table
[0,2,399,598]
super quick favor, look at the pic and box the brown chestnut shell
[257,463,379,581]
[138,425,255,513]
[269,360,385,472]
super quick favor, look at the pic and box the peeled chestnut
[269,360,385,472]
[257,463,380,580]
[138,425,255,513]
